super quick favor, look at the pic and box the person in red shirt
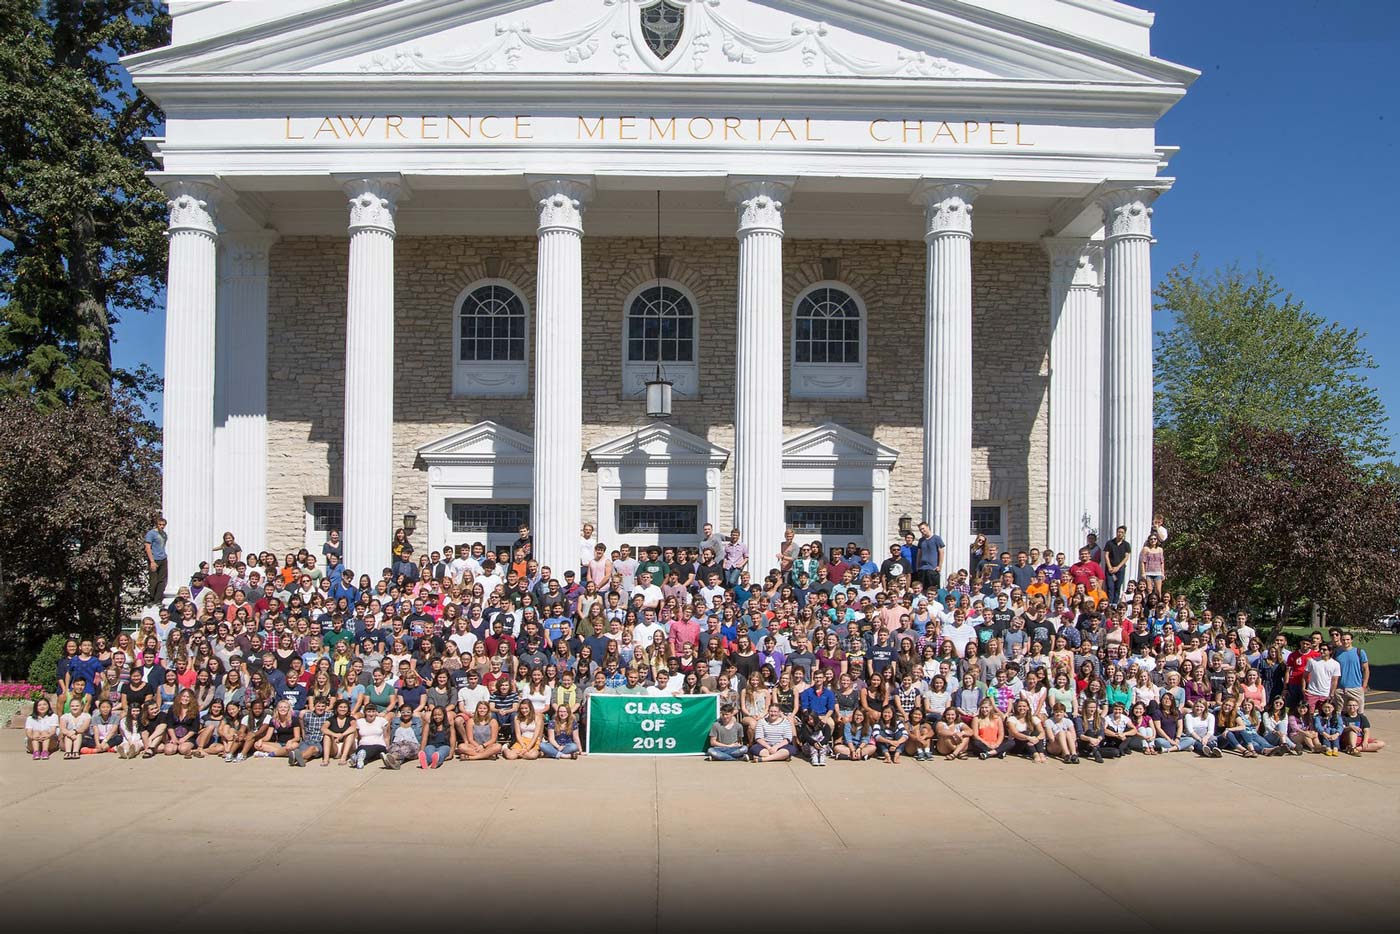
[1067,547,1105,588]
[1285,641,1317,708]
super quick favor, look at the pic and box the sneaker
[978,752,988,761]
[235,753,247,762]
[382,753,401,770]
[809,751,819,766]
[354,751,366,769]
[817,749,826,766]
[252,751,270,759]
[1093,749,1103,763]
[289,750,303,767]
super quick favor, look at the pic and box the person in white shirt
[614,544,639,592]
[941,610,975,656]
[578,523,598,571]
[648,670,683,697]
[24,698,59,760]
[455,671,492,717]
[631,570,663,612]
[698,572,725,609]
[448,623,477,655]
[633,608,665,647]
[1305,643,1342,707]
[1233,610,1257,649]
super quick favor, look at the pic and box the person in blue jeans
[1314,699,1344,756]
[707,704,748,761]
[418,705,453,769]
[541,707,581,759]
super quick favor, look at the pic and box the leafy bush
[27,634,66,693]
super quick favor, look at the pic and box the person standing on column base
[916,521,944,591]
[144,516,168,604]
[1102,525,1131,606]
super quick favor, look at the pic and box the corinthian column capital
[1042,237,1103,290]
[1095,183,1167,241]
[162,179,222,236]
[912,180,988,239]
[339,176,404,236]
[726,177,794,236]
[528,176,594,234]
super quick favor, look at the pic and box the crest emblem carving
[640,0,685,60]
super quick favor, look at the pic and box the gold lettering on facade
[578,116,605,140]
[649,117,676,140]
[930,121,958,144]
[275,115,1037,147]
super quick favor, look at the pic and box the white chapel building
[127,0,1196,585]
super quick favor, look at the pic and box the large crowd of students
[23,517,1384,768]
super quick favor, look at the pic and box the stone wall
[265,235,1048,555]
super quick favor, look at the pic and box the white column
[341,178,401,578]
[915,181,984,577]
[728,178,791,563]
[1043,237,1104,554]
[214,231,278,554]
[161,181,220,594]
[1098,186,1160,545]
[528,177,592,579]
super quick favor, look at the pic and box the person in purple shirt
[722,527,748,587]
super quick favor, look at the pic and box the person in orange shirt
[1026,570,1051,602]
[1085,577,1108,608]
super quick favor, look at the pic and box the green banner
[585,694,719,756]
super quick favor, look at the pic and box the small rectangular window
[785,505,864,538]
[451,503,530,534]
[312,501,342,533]
[618,504,698,535]
[970,505,1003,538]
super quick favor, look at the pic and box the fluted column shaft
[161,181,220,595]
[1099,188,1159,545]
[529,177,592,579]
[214,231,278,554]
[917,182,982,577]
[729,179,790,563]
[341,179,400,577]
[1044,238,1104,554]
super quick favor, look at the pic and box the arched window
[622,281,699,397]
[453,280,529,397]
[791,282,866,399]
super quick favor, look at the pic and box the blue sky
[111,0,1400,447]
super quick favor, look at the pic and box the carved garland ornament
[356,0,965,78]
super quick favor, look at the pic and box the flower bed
[0,683,44,727]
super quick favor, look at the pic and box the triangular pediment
[129,0,1196,88]
[588,423,729,467]
[417,420,534,463]
[783,422,898,467]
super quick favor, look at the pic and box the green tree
[1154,262,1391,466]
[0,0,170,406]
[0,391,160,676]
[1155,424,1400,631]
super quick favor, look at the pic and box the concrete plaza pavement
[4,709,1400,934]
